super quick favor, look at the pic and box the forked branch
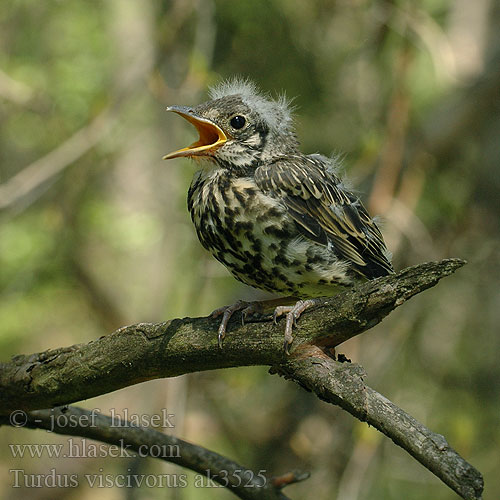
[0,259,483,499]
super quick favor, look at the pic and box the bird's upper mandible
[163,78,298,169]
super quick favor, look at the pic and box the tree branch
[0,259,464,412]
[0,259,483,499]
[1,406,301,500]
[276,348,483,500]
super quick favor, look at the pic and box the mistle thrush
[163,79,394,353]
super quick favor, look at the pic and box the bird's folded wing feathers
[254,156,394,278]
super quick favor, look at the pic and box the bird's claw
[273,299,318,354]
[212,300,266,348]
[218,329,225,349]
[241,304,257,326]
[213,298,317,353]
[212,300,249,348]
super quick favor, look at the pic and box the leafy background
[0,1,499,499]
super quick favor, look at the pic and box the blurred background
[0,1,499,499]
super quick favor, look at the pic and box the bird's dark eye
[230,115,246,129]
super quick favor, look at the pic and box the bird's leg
[211,297,296,348]
[273,299,321,354]
[212,300,250,348]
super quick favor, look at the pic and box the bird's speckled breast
[187,169,352,297]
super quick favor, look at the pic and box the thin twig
[0,67,35,104]
[0,108,116,211]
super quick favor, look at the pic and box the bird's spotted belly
[189,175,353,298]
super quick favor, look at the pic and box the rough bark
[1,406,301,500]
[0,259,484,499]
[277,349,483,500]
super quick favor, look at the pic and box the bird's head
[163,79,298,171]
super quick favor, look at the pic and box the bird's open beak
[162,106,227,160]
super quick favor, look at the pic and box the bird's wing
[254,155,394,279]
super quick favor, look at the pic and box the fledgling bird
[163,79,394,353]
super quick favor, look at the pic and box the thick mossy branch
[0,259,483,499]
[0,259,464,414]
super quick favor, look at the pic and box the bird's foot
[211,300,255,348]
[273,299,319,354]
[211,297,297,349]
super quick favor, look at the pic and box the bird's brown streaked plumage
[164,78,394,352]
[255,155,393,279]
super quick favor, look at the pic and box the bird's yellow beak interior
[163,107,227,160]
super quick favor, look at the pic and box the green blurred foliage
[1,0,499,499]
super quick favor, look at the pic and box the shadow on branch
[0,259,483,499]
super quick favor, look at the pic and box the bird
[163,78,394,353]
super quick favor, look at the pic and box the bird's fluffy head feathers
[208,78,295,136]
